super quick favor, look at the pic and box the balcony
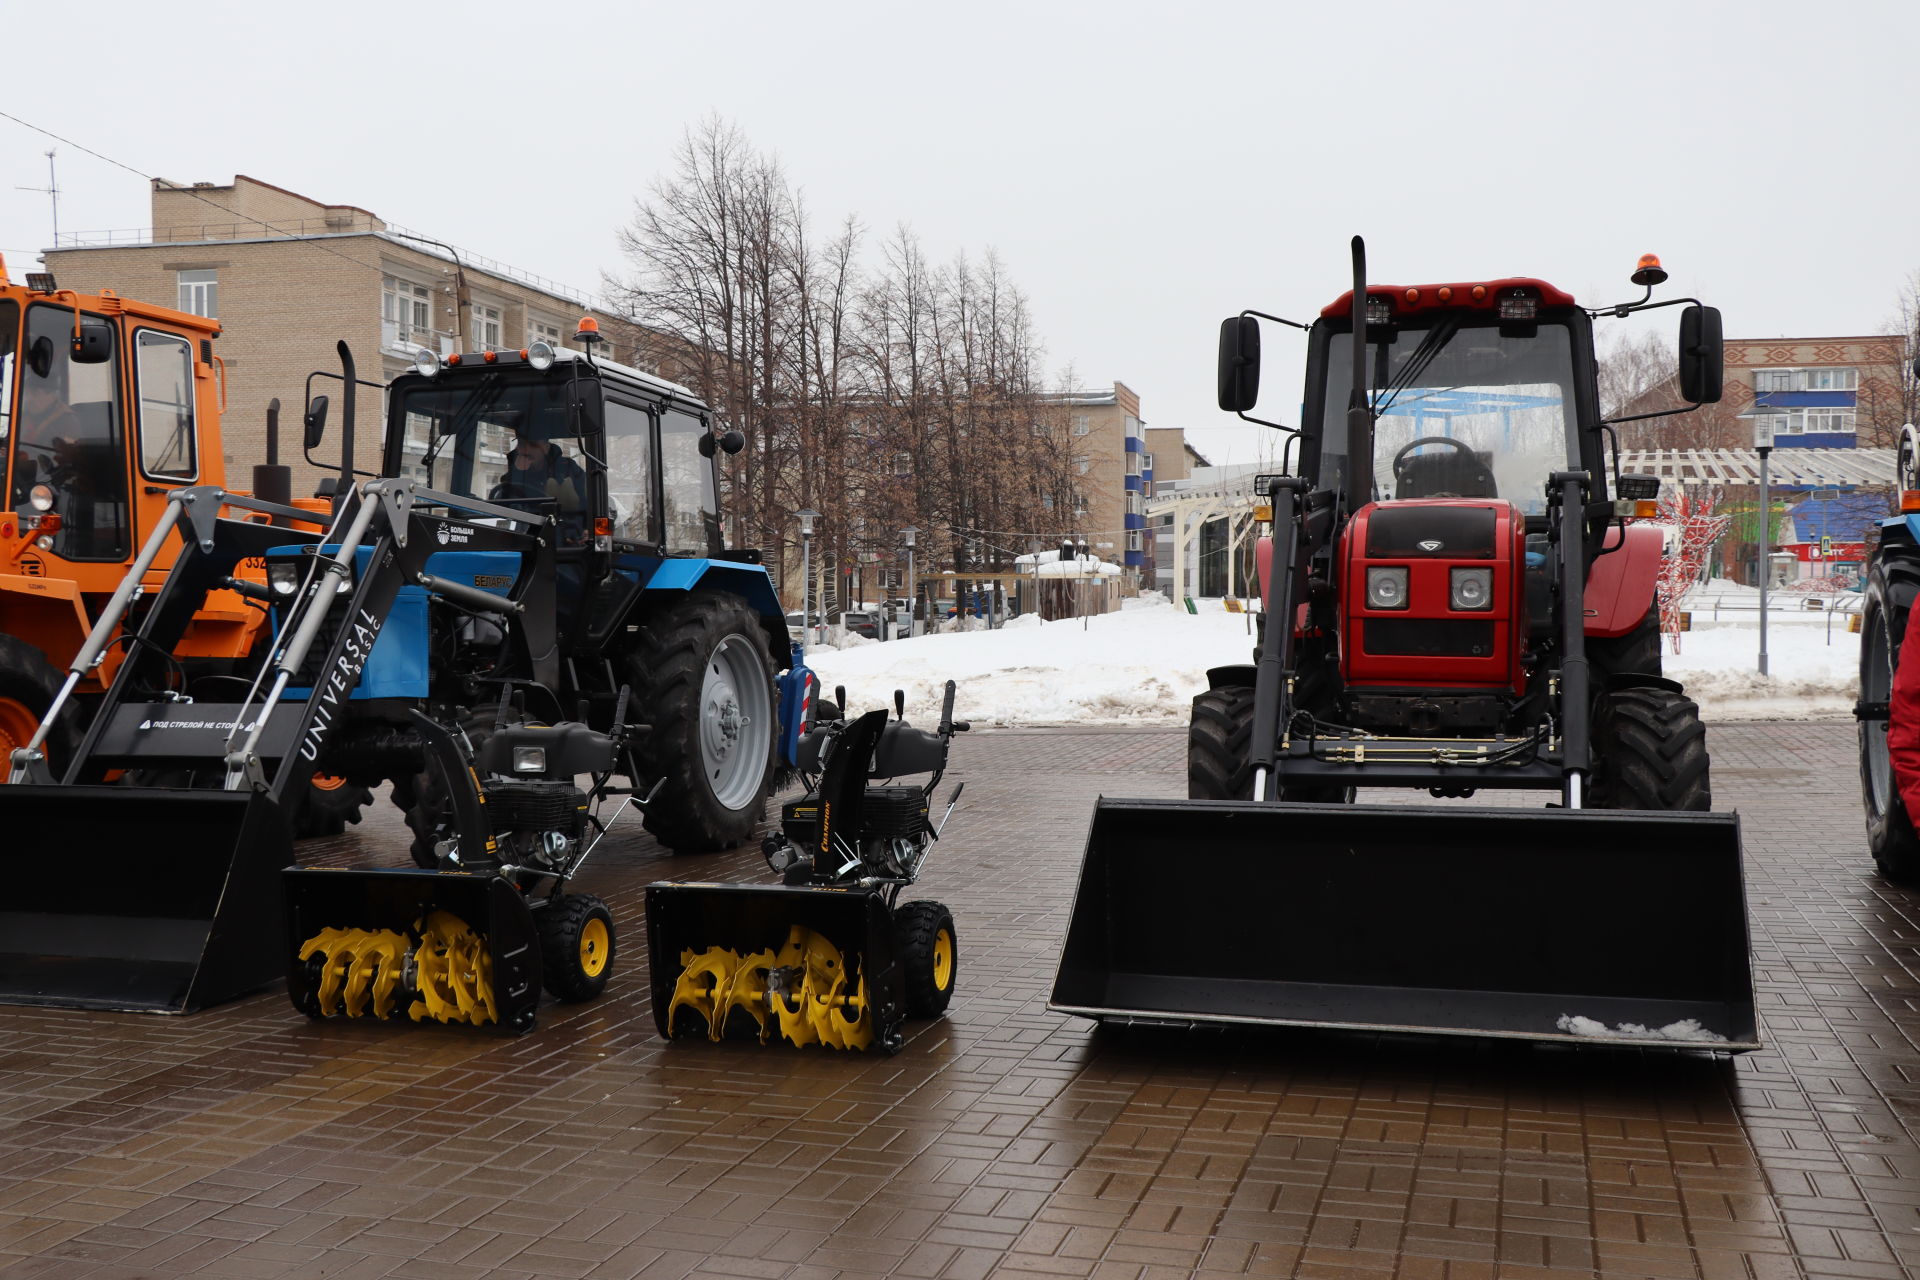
[382,321,455,359]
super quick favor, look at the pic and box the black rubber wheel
[895,900,956,1018]
[625,592,778,852]
[1589,686,1711,811]
[290,774,375,839]
[0,633,80,780]
[536,893,615,1002]
[1860,551,1920,882]
[1189,686,1254,800]
[1588,610,1663,682]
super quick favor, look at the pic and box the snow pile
[1555,1014,1728,1044]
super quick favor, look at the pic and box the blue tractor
[0,334,818,1028]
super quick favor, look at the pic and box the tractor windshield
[393,371,591,542]
[1320,320,1578,515]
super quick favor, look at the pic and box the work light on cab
[527,341,556,371]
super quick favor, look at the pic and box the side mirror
[720,429,745,455]
[303,394,330,450]
[1678,305,1723,404]
[1217,315,1260,412]
[698,432,717,459]
[69,317,112,365]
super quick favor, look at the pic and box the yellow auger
[296,909,500,1027]
[667,927,874,1050]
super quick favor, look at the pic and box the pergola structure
[1147,474,1262,600]
[1617,447,1895,489]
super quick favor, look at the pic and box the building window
[1073,496,1088,516]
[1142,452,1154,471]
[471,304,503,350]
[1124,415,1143,440]
[1074,456,1092,476]
[383,275,433,349]
[1767,409,1856,435]
[1072,413,1091,437]
[894,451,913,477]
[176,270,217,318]
[529,319,563,348]
[1126,455,1141,478]
[1127,529,1143,552]
[1042,493,1055,510]
[1755,367,1860,392]
[1127,492,1143,517]
[1803,368,1858,391]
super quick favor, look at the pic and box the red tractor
[1052,239,1758,1050]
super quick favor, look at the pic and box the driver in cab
[492,417,587,543]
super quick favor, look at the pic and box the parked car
[785,611,824,642]
[841,611,883,641]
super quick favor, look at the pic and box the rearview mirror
[1678,305,1723,404]
[303,395,330,450]
[719,429,746,455]
[1217,315,1260,412]
[69,317,112,365]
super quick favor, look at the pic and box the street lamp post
[901,527,918,638]
[797,509,820,648]
[1749,408,1783,677]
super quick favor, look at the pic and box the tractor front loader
[649,682,969,1053]
[1052,239,1758,1050]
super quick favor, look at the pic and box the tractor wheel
[1859,551,1920,882]
[537,894,616,1003]
[1189,686,1254,799]
[0,634,80,782]
[290,774,374,839]
[1589,611,1663,681]
[895,900,956,1018]
[1589,686,1711,812]
[626,592,778,853]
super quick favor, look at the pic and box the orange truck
[0,258,367,834]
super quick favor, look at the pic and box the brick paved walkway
[3,721,1917,1280]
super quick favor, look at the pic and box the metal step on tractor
[1052,238,1760,1051]
[0,325,821,1029]
[0,260,364,836]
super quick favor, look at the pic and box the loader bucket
[285,868,542,1035]
[1051,799,1759,1050]
[0,785,293,1014]
[647,883,905,1053]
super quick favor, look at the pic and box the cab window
[0,299,18,446]
[660,407,718,556]
[10,304,128,560]
[135,329,198,480]
[604,397,658,544]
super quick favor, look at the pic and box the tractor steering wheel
[1392,436,1479,479]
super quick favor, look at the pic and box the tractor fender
[1600,672,1684,695]
[0,574,117,689]
[1584,522,1662,639]
[635,558,785,623]
[1206,664,1256,690]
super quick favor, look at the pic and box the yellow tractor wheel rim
[932,928,954,991]
[310,773,349,792]
[0,697,42,766]
[579,917,610,978]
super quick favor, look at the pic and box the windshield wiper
[1371,316,1460,417]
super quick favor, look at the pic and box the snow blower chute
[1048,237,1758,1050]
[648,685,968,1054]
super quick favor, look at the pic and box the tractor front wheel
[1589,686,1711,812]
[1588,611,1663,682]
[291,774,374,839]
[1189,687,1254,799]
[1859,552,1920,882]
[627,593,778,852]
[0,635,78,781]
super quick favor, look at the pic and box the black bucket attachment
[647,882,904,1053]
[286,868,542,1035]
[1051,799,1758,1050]
[0,785,293,1014]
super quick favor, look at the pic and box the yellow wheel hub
[932,928,954,991]
[578,916,610,978]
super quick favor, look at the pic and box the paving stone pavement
[2,720,1918,1280]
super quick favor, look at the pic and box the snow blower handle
[937,680,966,735]
[894,689,906,721]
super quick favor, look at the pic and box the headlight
[512,745,547,774]
[28,483,55,512]
[413,347,442,378]
[527,341,556,371]
[1366,566,1408,610]
[267,563,301,596]
[1449,567,1494,611]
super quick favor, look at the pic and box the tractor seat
[1395,449,1497,500]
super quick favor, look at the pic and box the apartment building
[41,175,634,495]
[1726,334,1907,449]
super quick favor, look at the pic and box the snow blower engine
[646,681,969,1053]
[286,686,654,1034]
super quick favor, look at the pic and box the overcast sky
[5,0,1916,470]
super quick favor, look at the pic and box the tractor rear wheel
[626,593,778,853]
[0,635,79,782]
[1589,686,1711,811]
[1589,611,1663,681]
[895,900,956,1018]
[1859,551,1920,882]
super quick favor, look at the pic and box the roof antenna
[15,150,60,245]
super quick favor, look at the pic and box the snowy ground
[802,589,1858,728]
